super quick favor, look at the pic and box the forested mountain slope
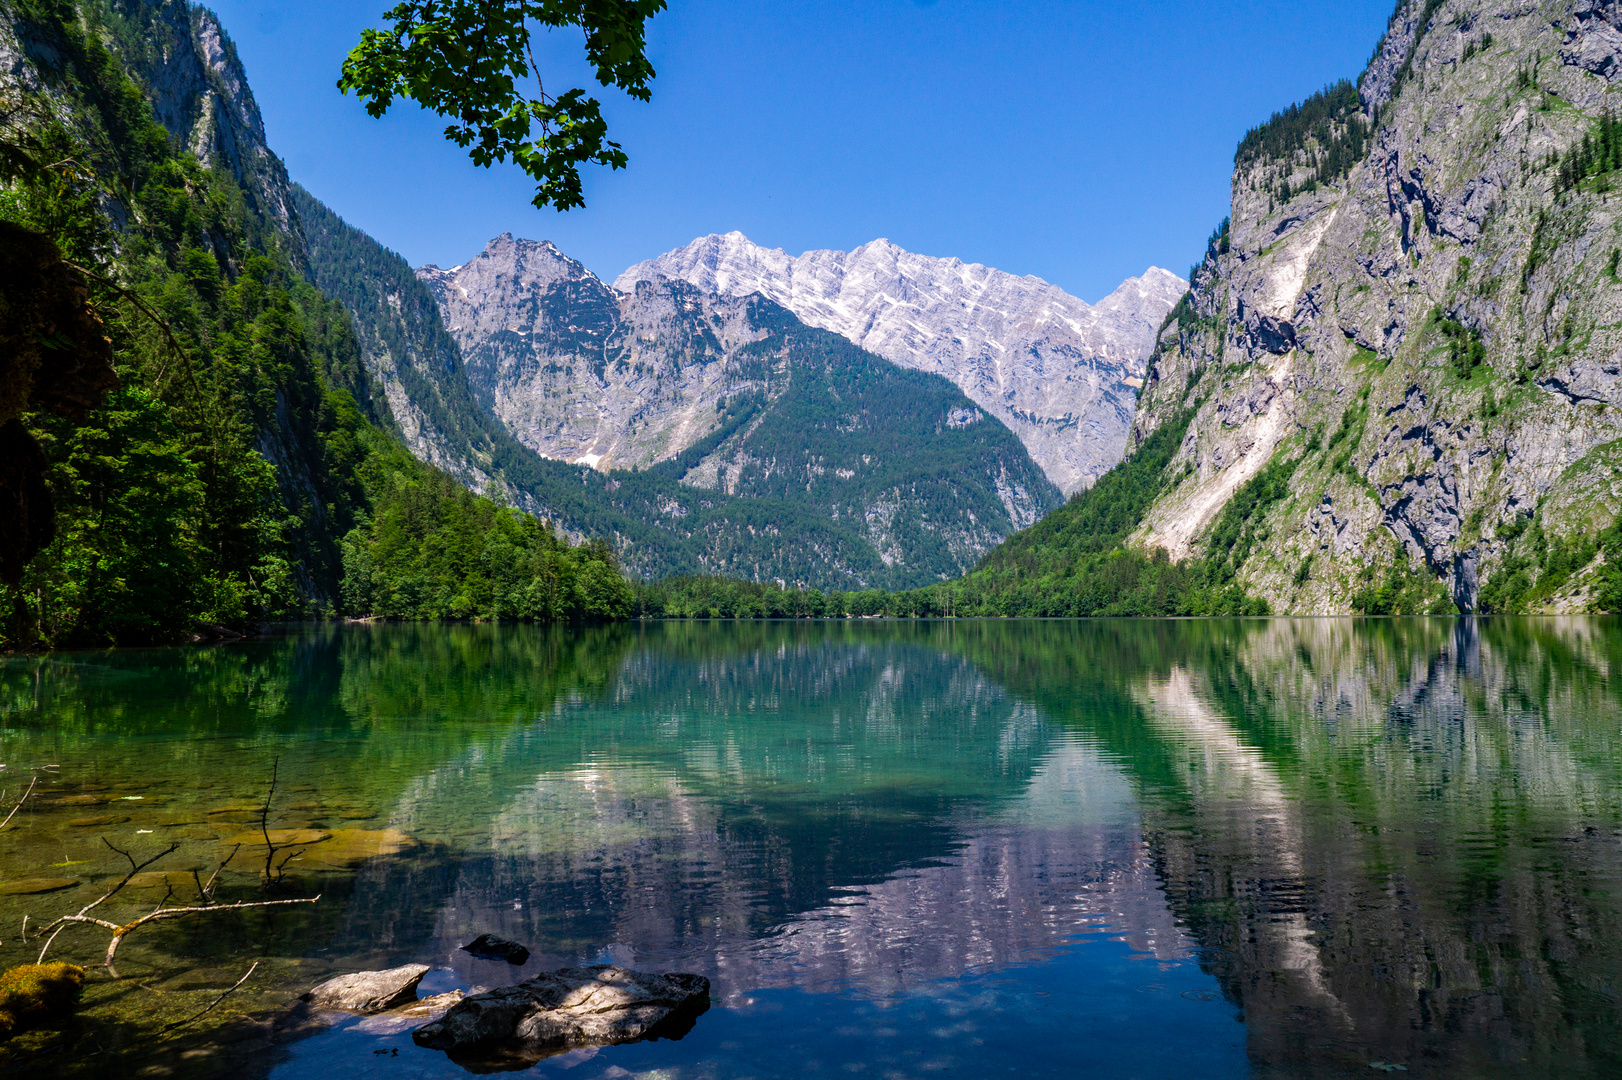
[299,219,1062,588]
[620,232,1185,494]
[0,0,633,644]
[1088,0,1622,614]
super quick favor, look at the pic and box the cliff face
[415,234,1063,583]
[1132,0,1622,614]
[420,235,772,475]
[619,232,1185,494]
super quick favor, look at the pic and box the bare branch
[161,960,259,1033]
[204,844,240,902]
[259,757,279,885]
[81,839,178,919]
[38,895,319,972]
[0,775,38,830]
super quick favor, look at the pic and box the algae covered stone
[0,963,84,1039]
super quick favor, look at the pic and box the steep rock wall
[1133,0,1622,614]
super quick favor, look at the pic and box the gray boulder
[304,963,429,1014]
[412,965,709,1057]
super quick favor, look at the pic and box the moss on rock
[0,963,85,1039]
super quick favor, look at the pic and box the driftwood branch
[259,757,279,885]
[32,834,318,975]
[39,895,318,972]
[202,843,240,903]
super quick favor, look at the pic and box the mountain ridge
[393,230,1062,586]
[617,231,1185,493]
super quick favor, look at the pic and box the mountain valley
[300,221,1064,589]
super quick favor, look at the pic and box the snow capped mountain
[616,233,1187,493]
[412,234,1063,584]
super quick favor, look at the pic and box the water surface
[1,618,1619,1078]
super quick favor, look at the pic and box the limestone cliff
[1131,0,1622,614]
[619,232,1185,494]
[412,234,1063,583]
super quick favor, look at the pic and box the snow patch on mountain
[617,232,1186,492]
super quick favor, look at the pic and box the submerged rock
[0,963,84,1038]
[303,964,429,1014]
[460,934,530,965]
[219,828,332,847]
[412,965,708,1060]
[0,878,78,896]
[353,990,466,1036]
[66,814,129,827]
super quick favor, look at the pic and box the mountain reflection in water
[1,618,1620,1078]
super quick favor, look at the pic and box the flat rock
[461,934,530,965]
[127,871,205,891]
[412,965,708,1058]
[0,878,79,895]
[303,964,429,1014]
[67,814,130,827]
[218,828,332,848]
[353,990,466,1035]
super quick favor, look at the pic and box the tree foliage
[339,0,666,210]
[1236,80,1373,201]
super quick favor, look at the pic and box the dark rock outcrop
[460,934,530,965]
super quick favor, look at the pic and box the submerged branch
[0,775,38,830]
[162,960,259,1032]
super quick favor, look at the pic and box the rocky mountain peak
[616,233,1185,493]
[418,233,607,342]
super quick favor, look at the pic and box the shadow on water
[2,618,1621,1077]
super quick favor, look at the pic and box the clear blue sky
[210,0,1394,302]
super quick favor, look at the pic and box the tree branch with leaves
[339,0,667,210]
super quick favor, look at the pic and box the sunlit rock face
[1132,0,1622,613]
[418,236,772,473]
[416,236,1063,582]
[618,233,1186,494]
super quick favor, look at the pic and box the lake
[1,618,1620,1078]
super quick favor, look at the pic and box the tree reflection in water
[3,618,1622,1077]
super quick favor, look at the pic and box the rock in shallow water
[460,933,530,965]
[412,965,708,1059]
[0,878,78,896]
[303,964,429,1014]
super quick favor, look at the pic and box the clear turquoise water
[3,618,1621,1078]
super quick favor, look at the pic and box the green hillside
[0,0,631,646]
